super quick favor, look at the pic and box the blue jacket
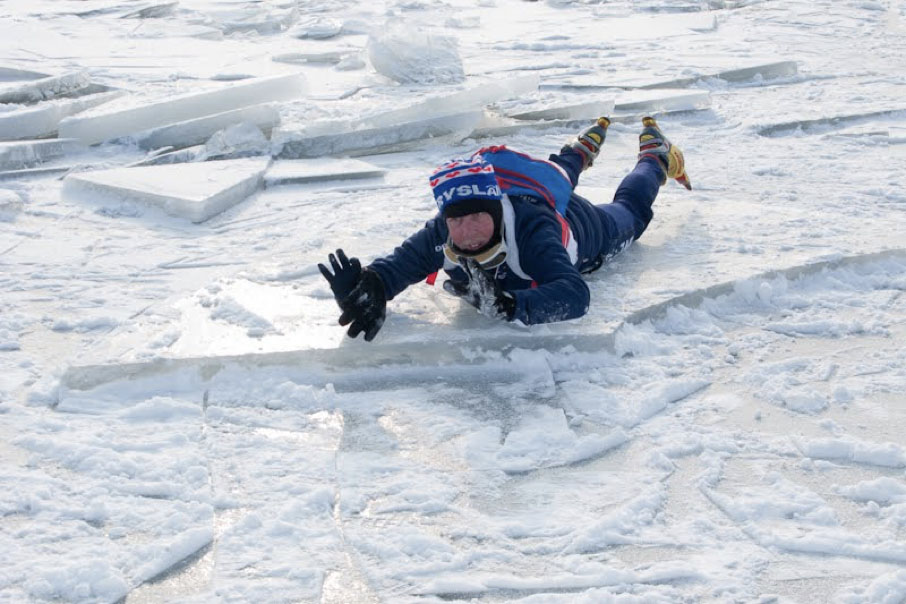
[369,151,661,325]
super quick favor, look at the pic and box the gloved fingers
[363,318,384,342]
[317,262,334,283]
[335,249,362,276]
[337,248,361,274]
[346,319,364,339]
[328,252,341,274]
[338,309,355,326]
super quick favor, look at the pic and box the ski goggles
[444,239,508,272]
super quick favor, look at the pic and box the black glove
[318,249,361,300]
[443,258,516,321]
[318,249,387,341]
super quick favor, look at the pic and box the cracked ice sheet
[1,395,215,602]
[3,1,906,603]
[42,248,906,602]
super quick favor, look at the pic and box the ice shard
[0,91,125,141]
[264,158,385,187]
[0,71,93,104]
[614,89,711,113]
[0,139,82,171]
[508,99,615,121]
[59,73,306,146]
[363,75,539,128]
[0,166,72,181]
[0,66,49,81]
[135,104,281,151]
[64,158,270,223]
[541,61,798,91]
[120,2,178,19]
[276,111,483,159]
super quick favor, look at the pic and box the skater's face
[446,211,495,252]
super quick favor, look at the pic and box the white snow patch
[837,570,906,604]
[26,559,128,603]
[130,527,213,584]
[495,406,628,473]
[51,315,119,333]
[781,388,829,414]
[836,477,906,505]
[209,295,277,337]
[796,437,906,468]
[118,396,201,423]
[0,188,24,222]
[625,380,711,428]
[709,472,838,526]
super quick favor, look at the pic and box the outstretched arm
[367,215,447,300]
[318,215,446,341]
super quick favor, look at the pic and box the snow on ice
[2,1,906,603]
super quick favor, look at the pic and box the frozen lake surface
[1,0,905,602]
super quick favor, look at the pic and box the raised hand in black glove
[443,258,516,321]
[318,249,387,341]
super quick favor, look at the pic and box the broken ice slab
[758,108,906,137]
[276,111,483,159]
[891,126,906,144]
[0,66,50,81]
[541,61,798,91]
[362,74,540,129]
[272,51,350,65]
[289,17,343,39]
[469,117,583,139]
[129,146,205,167]
[603,11,717,38]
[0,91,125,141]
[59,338,555,395]
[64,158,270,223]
[216,5,298,35]
[632,61,799,89]
[0,166,71,181]
[470,96,709,139]
[59,1,132,18]
[508,99,615,121]
[59,73,306,146]
[264,158,385,187]
[134,103,280,151]
[613,89,711,113]
[468,112,636,139]
[0,139,82,171]
[120,1,178,19]
[0,71,92,104]
[706,61,799,84]
[127,21,224,40]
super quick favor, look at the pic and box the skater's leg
[593,156,663,249]
[549,117,611,186]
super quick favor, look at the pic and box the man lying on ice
[319,116,691,341]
